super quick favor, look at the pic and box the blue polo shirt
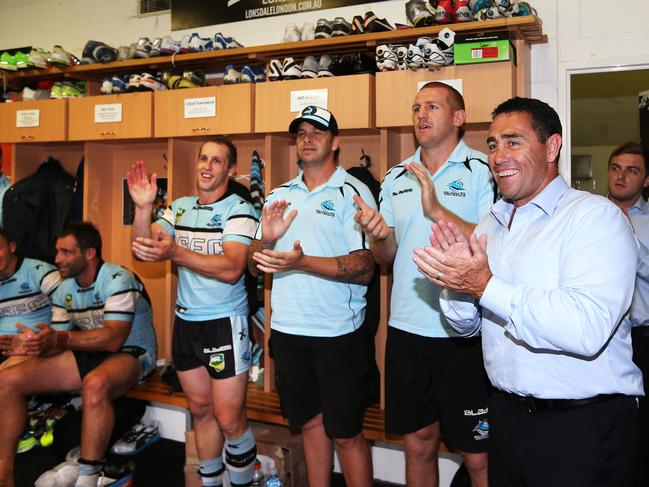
[380,140,495,337]
[257,166,376,337]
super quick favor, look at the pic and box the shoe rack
[0,15,544,404]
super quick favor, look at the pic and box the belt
[499,390,624,414]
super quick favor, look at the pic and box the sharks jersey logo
[19,282,31,294]
[316,200,335,217]
[444,179,467,198]
[207,213,223,228]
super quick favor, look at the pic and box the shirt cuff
[479,275,515,321]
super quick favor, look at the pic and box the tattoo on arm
[335,250,375,285]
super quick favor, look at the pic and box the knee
[462,452,488,476]
[334,434,365,451]
[404,427,440,460]
[81,374,111,409]
[215,406,246,437]
[187,398,214,422]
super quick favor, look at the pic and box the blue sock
[75,458,104,487]
[199,457,225,487]
[225,427,256,487]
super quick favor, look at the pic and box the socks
[75,458,104,487]
[199,457,225,487]
[225,427,256,487]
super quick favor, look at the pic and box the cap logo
[303,106,316,115]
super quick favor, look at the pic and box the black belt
[499,390,625,414]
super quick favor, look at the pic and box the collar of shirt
[629,195,649,216]
[490,175,569,227]
[287,165,346,192]
[412,139,473,178]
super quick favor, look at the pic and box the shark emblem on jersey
[207,213,223,228]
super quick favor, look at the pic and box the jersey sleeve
[50,286,72,331]
[155,200,177,236]
[102,269,141,324]
[223,199,259,246]
[345,180,377,252]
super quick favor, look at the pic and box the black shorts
[172,315,251,379]
[73,346,154,381]
[270,326,370,439]
[385,327,491,452]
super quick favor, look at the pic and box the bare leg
[404,422,441,487]
[458,451,488,487]
[0,352,81,487]
[210,371,249,440]
[335,433,373,487]
[79,354,140,460]
[301,413,333,487]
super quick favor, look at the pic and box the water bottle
[251,459,265,487]
[265,466,282,487]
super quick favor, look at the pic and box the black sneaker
[332,17,352,36]
[314,18,334,39]
[363,11,395,32]
[351,15,365,34]
[330,55,354,76]
[352,52,377,74]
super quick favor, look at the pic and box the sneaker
[0,52,17,71]
[100,78,113,95]
[332,17,352,36]
[111,75,129,93]
[224,64,241,84]
[300,22,315,41]
[470,0,493,13]
[515,1,537,16]
[406,0,436,27]
[127,74,142,92]
[28,48,51,69]
[98,462,134,487]
[475,6,503,20]
[330,55,354,76]
[22,87,37,101]
[351,15,364,34]
[50,82,64,99]
[301,56,319,78]
[315,18,333,39]
[110,421,160,456]
[406,44,425,70]
[363,11,394,32]
[150,38,163,57]
[133,37,153,58]
[454,0,474,21]
[281,57,302,79]
[61,81,84,98]
[317,55,334,77]
[50,45,80,67]
[14,51,29,69]
[352,52,376,74]
[394,45,409,70]
[162,69,183,89]
[82,40,118,64]
[282,23,301,43]
[240,65,265,83]
[495,0,520,17]
[435,0,453,23]
[177,70,206,89]
[214,33,243,49]
[376,44,398,71]
[159,36,181,55]
[268,59,283,81]
[436,27,455,65]
[16,432,38,453]
[138,72,166,91]
[423,41,446,70]
[179,34,194,53]
[117,45,131,61]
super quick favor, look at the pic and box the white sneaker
[406,44,425,70]
[301,55,319,78]
[160,36,180,55]
[268,59,283,81]
[282,57,302,79]
[376,44,398,71]
[282,23,301,43]
[301,22,315,41]
[317,55,334,77]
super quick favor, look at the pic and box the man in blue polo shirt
[355,82,495,486]
[128,136,258,487]
[249,106,376,487]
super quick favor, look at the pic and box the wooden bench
[126,370,404,444]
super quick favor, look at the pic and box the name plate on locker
[184,97,216,119]
[417,79,463,94]
[94,103,123,123]
[290,89,328,113]
[16,109,40,128]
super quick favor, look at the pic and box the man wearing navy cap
[249,106,376,487]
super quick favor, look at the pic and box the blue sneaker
[224,64,241,84]
[82,40,118,64]
[214,33,243,50]
[241,65,266,83]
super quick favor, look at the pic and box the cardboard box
[454,31,516,65]
[184,422,306,487]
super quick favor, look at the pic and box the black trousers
[632,329,649,487]
[489,391,638,487]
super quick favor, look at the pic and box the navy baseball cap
[288,105,339,135]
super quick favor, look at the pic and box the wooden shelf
[0,16,543,84]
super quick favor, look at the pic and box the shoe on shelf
[330,55,354,76]
[268,58,283,81]
[127,74,142,92]
[314,18,333,39]
[100,78,113,95]
[282,23,301,43]
[301,56,319,78]
[351,15,364,34]
[61,81,84,98]
[82,40,118,64]
[300,22,315,41]
[436,27,455,65]
[495,0,520,17]
[405,0,436,27]
[281,57,302,79]
[241,65,266,83]
[475,6,503,20]
[112,75,129,93]
[454,0,474,21]
[214,33,243,49]
[435,0,453,23]
[50,45,80,67]
[224,64,241,84]
[162,69,183,89]
[352,52,376,74]
[376,44,398,71]
[394,45,409,70]
[159,36,181,55]
[133,37,153,58]
[50,82,63,99]
[138,72,166,91]
[110,421,160,456]
[332,17,352,36]
[117,45,131,61]
[363,11,395,32]
[177,70,206,89]
[424,42,446,70]
[14,51,29,69]
[0,52,17,71]
[184,33,212,52]
[28,48,51,69]
[149,38,162,57]
[317,55,334,77]
[179,34,194,53]
[406,44,425,70]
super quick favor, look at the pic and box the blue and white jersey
[380,140,495,337]
[256,166,376,337]
[156,190,258,321]
[51,261,156,356]
[0,257,61,334]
